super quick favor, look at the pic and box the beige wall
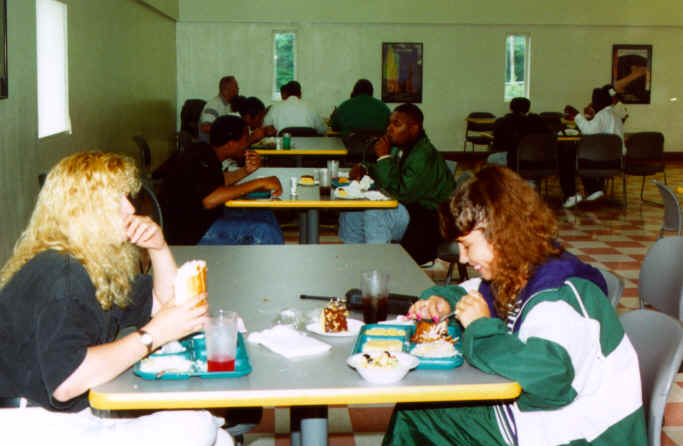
[0,0,177,263]
[177,20,683,152]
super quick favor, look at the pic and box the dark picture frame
[381,42,422,103]
[611,44,652,104]
[0,0,6,99]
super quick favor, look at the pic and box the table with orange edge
[224,167,399,244]
[89,245,521,443]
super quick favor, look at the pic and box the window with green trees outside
[505,35,529,101]
[273,32,296,100]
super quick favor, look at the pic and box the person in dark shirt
[160,115,284,245]
[330,79,391,137]
[0,152,232,444]
[489,97,550,170]
[236,96,277,145]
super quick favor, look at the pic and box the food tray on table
[133,332,251,380]
[351,323,463,370]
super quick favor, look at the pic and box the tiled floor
[246,162,682,445]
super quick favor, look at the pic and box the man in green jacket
[329,79,391,137]
[338,103,454,262]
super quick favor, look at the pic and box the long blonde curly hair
[0,152,142,310]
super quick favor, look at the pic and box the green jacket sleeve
[462,317,578,411]
[368,148,435,204]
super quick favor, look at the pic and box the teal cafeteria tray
[133,332,252,380]
[351,323,463,370]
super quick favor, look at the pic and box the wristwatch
[137,329,154,355]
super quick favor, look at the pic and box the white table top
[90,245,520,410]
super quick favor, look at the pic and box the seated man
[237,96,277,145]
[198,75,241,142]
[160,115,284,245]
[338,104,454,263]
[489,97,549,170]
[329,79,391,137]
[263,81,327,135]
[561,87,625,208]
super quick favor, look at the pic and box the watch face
[140,331,153,346]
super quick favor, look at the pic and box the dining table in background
[90,244,522,446]
[225,167,398,244]
[253,136,348,167]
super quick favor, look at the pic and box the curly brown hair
[448,165,561,319]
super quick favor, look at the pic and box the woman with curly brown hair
[383,165,646,446]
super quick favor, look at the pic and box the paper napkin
[247,325,331,359]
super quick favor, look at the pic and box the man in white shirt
[561,88,625,208]
[198,76,241,142]
[263,81,327,135]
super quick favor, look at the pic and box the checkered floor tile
[254,162,683,445]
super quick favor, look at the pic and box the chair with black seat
[435,172,473,285]
[464,112,495,151]
[130,183,164,274]
[180,98,206,139]
[278,127,319,137]
[624,132,666,204]
[575,133,626,209]
[342,129,385,166]
[619,309,683,446]
[133,135,153,182]
[515,133,559,194]
[653,181,681,238]
[539,112,566,136]
[638,236,683,321]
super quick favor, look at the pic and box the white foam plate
[306,318,364,337]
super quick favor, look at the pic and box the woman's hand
[455,291,491,328]
[144,294,209,348]
[407,296,451,322]
[124,215,165,251]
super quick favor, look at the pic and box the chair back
[466,112,496,132]
[576,134,623,164]
[599,269,624,308]
[539,112,566,135]
[133,135,152,171]
[279,127,318,137]
[619,309,683,446]
[625,132,664,162]
[638,236,683,320]
[342,129,384,163]
[515,133,559,177]
[131,182,163,231]
[180,99,206,138]
[653,180,682,237]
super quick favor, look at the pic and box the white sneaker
[586,191,605,201]
[563,194,583,208]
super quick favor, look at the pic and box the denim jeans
[198,208,284,245]
[338,203,410,244]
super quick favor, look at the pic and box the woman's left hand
[124,215,165,250]
[455,291,491,328]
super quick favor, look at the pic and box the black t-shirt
[159,142,225,245]
[0,250,153,412]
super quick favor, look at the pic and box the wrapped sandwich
[174,260,207,306]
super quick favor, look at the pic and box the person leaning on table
[0,152,233,445]
[383,165,646,446]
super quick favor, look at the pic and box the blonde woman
[0,152,232,445]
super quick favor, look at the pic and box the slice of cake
[320,298,349,333]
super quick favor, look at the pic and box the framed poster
[611,44,652,104]
[0,0,7,99]
[382,42,422,103]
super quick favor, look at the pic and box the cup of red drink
[206,309,238,372]
[360,270,390,324]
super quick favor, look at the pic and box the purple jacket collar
[479,251,607,328]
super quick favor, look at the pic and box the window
[37,0,71,138]
[504,34,529,101]
[273,32,296,100]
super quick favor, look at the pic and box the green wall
[0,0,177,263]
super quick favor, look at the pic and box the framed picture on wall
[0,0,7,99]
[611,44,652,104]
[381,42,422,103]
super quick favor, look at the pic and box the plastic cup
[327,160,339,179]
[319,168,331,198]
[205,310,238,372]
[361,270,390,323]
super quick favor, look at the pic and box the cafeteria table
[253,137,347,167]
[225,167,398,244]
[90,245,521,445]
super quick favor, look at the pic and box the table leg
[306,209,319,244]
[299,212,308,244]
[290,406,328,446]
